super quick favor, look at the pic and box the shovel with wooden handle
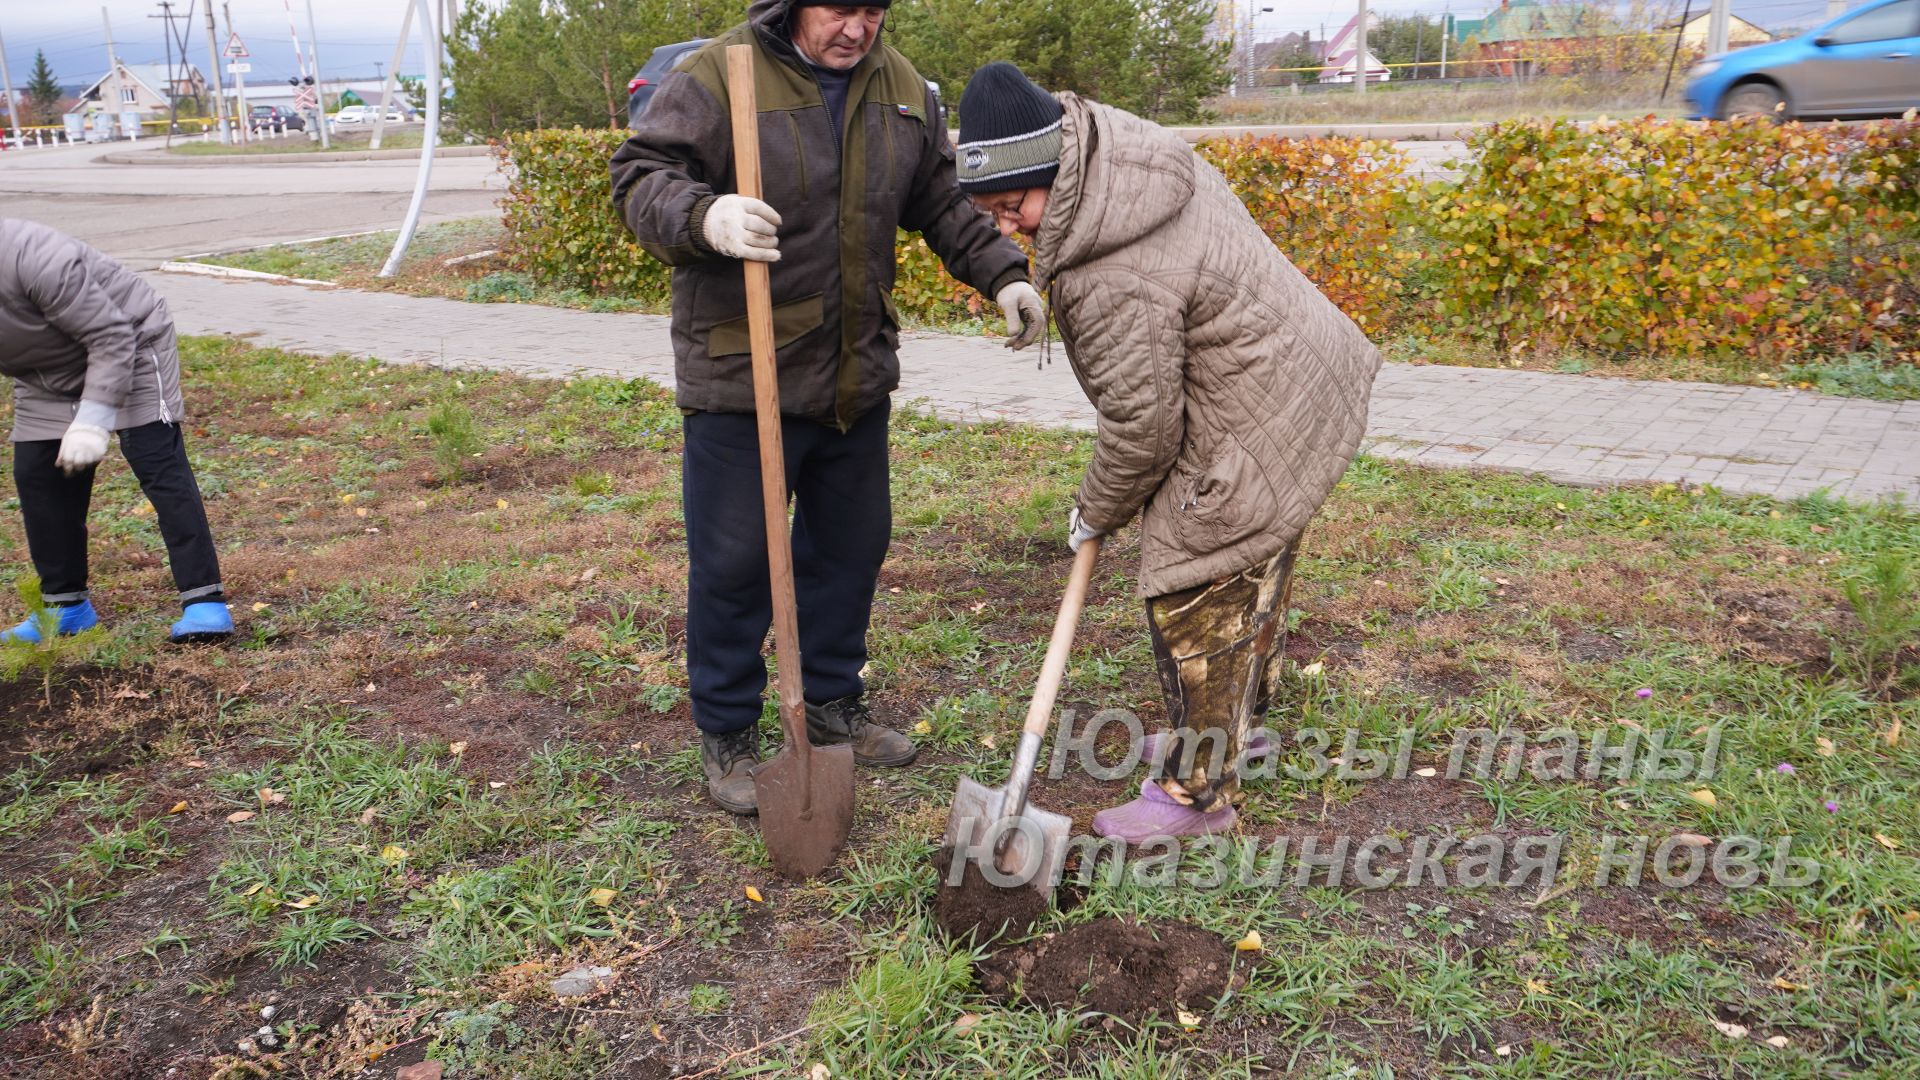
[941,536,1099,898]
[725,43,854,879]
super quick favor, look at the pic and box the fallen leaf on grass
[185,759,207,769]
[588,888,616,907]
[1712,1019,1750,1039]
[580,566,599,582]
[258,787,286,806]
[359,807,378,826]
[226,810,256,823]
[1814,737,1836,757]
[1525,978,1551,995]
[241,883,266,897]
[286,895,321,910]
[808,1065,831,1080]
[1887,717,1903,747]
[1771,976,1802,990]
[1234,930,1263,952]
[448,741,467,756]
[1413,767,1438,778]
[1873,833,1902,851]
[250,602,270,613]
[380,845,409,864]
[1671,833,1713,846]
[1689,788,1718,809]
[168,801,189,815]
[981,734,997,749]
[495,499,510,510]
[1300,661,1325,677]
[1765,1035,1790,1049]
[745,886,764,903]
[112,687,153,700]
[952,1014,981,1035]
[912,719,932,735]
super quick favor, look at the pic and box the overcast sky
[0,0,1854,93]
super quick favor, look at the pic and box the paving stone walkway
[152,271,1920,503]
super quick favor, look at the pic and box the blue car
[1685,0,1920,120]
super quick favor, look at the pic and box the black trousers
[12,421,223,607]
[682,402,891,735]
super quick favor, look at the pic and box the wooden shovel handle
[994,537,1101,824]
[725,45,810,770]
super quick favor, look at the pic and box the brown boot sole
[708,785,759,816]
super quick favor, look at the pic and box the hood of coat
[1033,94,1195,290]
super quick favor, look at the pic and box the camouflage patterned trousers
[1146,541,1299,813]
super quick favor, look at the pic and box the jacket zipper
[151,349,173,424]
[785,112,809,203]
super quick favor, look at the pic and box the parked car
[1685,0,1920,120]
[625,38,948,130]
[330,104,374,126]
[627,38,710,129]
[248,105,306,132]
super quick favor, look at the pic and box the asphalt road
[0,140,506,268]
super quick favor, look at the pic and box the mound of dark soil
[931,846,1051,944]
[977,918,1241,1025]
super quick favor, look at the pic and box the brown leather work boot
[700,727,762,815]
[805,695,918,767]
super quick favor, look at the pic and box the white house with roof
[1318,12,1392,84]
[75,62,205,114]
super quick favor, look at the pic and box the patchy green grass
[0,337,1911,1076]
[165,128,427,156]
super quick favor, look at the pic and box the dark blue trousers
[681,401,891,735]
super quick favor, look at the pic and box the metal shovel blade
[943,775,1073,897]
[752,741,855,879]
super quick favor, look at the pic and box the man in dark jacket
[0,219,232,644]
[611,0,1041,814]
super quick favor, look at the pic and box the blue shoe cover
[2,599,99,644]
[170,601,234,644]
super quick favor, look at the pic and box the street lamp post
[1243,3,1274,94]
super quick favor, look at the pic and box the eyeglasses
[978,188,1036,224]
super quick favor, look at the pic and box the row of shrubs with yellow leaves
[499,116,1918,365]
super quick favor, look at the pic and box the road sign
[224,33,249,58]
[293,86,318,112]
[226,62,251,74]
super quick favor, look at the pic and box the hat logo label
[963,147,988,171]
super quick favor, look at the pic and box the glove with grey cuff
[997,280,1044,351]
[54,401,116,475]
[1067,505,1105,553]
[701,194,782,262]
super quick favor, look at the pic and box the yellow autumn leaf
[250,602,270,613]
[1300,661,1325,677]
[1689,788,1718,809]
[588,887,617,907]
[1814,737,1836,757]
[745,885,764,903]
[287,895,321,910]
[449,741,468,756]
[496,499,510,510]
[1887,716,1903,747]
[168,800,189,815]
[1176,1009,1202,1030]
[380,844,409,864]
[1873,833,1902,851]
[912,719,932,735]
[1234,930,1263,952]
[226,810,257,823]
[1525,978,1551,995]
[241,882,266,897]
[1771,976,1801,991]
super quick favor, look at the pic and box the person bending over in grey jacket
[0,219,232,644]
[953,64,1381,842]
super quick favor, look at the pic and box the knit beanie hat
[956,62,1063,194]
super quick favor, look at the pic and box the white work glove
[54,401,116,475]
[996,280,1044,351]
[1067,505,1105,553]
[702,194,782,262]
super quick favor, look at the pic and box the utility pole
[201,0,231,142]
[223,2,249,143]
[150,2,179,141]
[304,0,329,147]
[1705,0,1730,55]
[1356,0,1368,94]
[1440,8,1450,79]
[0,26,20,148]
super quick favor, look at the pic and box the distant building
[1320,13,1391,84]
[1663,12,1772,50]
[75,62,205,114]
[1451,0,1624,77]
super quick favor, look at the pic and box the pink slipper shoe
[1091,780,1237,843]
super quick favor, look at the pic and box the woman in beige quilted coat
[954,63,1381,841]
